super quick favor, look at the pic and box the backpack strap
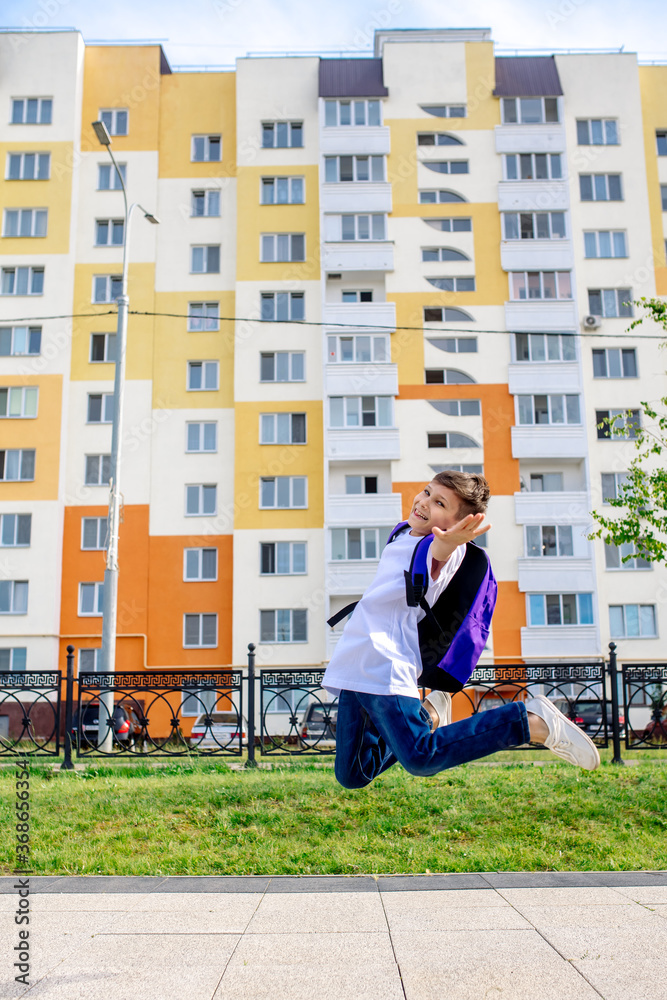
[386,520,410,544]
[326,601,359,629]
[404,532,433,606]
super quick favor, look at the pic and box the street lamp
[91,121,159,752]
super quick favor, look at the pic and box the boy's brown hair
[432,470,490,516]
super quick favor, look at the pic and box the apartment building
[0,27,665,694]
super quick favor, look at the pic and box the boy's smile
[408,482,461,536]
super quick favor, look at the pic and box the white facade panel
[498,181,569,212]
[327,428,400,461]
[500,240,574,272]
[505,300,579,330]
[508,362,581,395]
[327,493,402,526]
[320,182,392,214]
[325,362,398,397]
[521,625,600,659]
[0,500,63,642]
[319,125,391,155]
[322,241,394,272]
[494,124,566,154]
[511,425,588,459]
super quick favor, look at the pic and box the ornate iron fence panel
[75,670,244,757]
[0,671,62,756]
[259,668,338,755]
[622,663,667,749]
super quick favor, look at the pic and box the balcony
[521,625,599,659]
[498,181,569,212]
[326,362,398,397]
[322,241,394,272]
[495,124,566,154]
[327,427,401,461]
[514,490,589,524]
[500,239,573,272]
[323,301,395,330]
[505,299,579,331]
[327,492,402,526]
[511,424,588,459]
[321,182,392,214]
[508,362,581,395]
[518,558,595,594]
[320,125,391,156]
[327,560,379,595]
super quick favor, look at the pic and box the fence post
[608,642,624,766]
[61,645,75,771]
[246,643,257,768]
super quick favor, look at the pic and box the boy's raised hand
[431,514,491,563]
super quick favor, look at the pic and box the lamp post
[92,120,159,752]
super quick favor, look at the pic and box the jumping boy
[323,471,600,789]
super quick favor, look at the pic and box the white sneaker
[424,691,452,730]
[525,695,600,771]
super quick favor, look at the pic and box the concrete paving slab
[27,892,151,911]
[127,890,261,917]
[537,920,667,963]
[246,891,387,934]
[105,908,254,935]
[399,963,601,1000]
[570,959,660,1000]
[382,894,531,932]
[265,875,377,893]
[225,930,396,968]
[514,902,659,929]
[214,966,405,1000]
[497,886,636,907]
[383,887,511,908]
[612,884,667,904]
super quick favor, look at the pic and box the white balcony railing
[500,239,574,273]
[514,490,590,524]
[511,424,588,459]
[504,299,579,331]
[326,362,398,397]
[517,558,595,594]
[498,180,569,212]
[327,427,401,461]
[327,560,379,595]
[327,492,403,526]
[322,241,394,272]
[521,625,599,659]
[494,123,567,154]
[508,361,581,395]
[320,182,392,214]
[324,301,395,330]
[319,125,391,156]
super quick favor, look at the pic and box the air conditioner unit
[583,314,601,329]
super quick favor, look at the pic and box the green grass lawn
[2,755,666,876]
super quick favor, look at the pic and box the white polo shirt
[322,528,465,700]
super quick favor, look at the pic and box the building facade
[1,27,665,697]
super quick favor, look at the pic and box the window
[260,351,305,381]
[191,245,220,273]
[0,514,31,547]
[422,160,469,175]
[329,396,392,428]
[186,484,217,516]
[79,582,103,616]
[417,133,464,146]
[609,604,657,638]
[430,463,483,475]
[260,476,307,509]
[661,185,667,211]
[84,455,110,486]
[576,119,619,145]
[589,288,633,319]
[0,449,35,481]
[424,368,476,385]
[0,581,28,615]
[503,153,562,181]
[510,271,572,300]
[0,648,27,670]
[427,398,481,416]
[529,473,563,492]
[422,216,472,232]
[605,541,651,570]
[87,393,113,423]
[97,162,126,190]
[11,97,52,124]
[262,121,302,148]
[341,214,386,240]
[0,387,38,418]
[596,409,640,440]
[181,687,217,716]
[579,174,622,201]
[427,432,479,448]
[184,547,218,581]
[1,267,44,296]
[100,109,128,136]
[0,326,41,356]
[79,649,99,672]
[324,100,381,126]
[260,233,305,262]
[3,209,47,238]
[93,275,122,303]
[525,524,573,557]
[261,176,304,204]
[592,348,637,378]
[502,212,566,240]
[187,361,219,392]
[514,332,576,362]
[422,247,470,262]
[342,290,373,302]
[601,472,629,503]
[584,231,627,258]
[186,422,217,453]
[424,307,474,323]
[331,527,390,560]
[6,152,50,180]
[657,131,667,156]
[184,613,217,647]
[518,394,581,425]
[428,337,477,354]
[259,609,307,643]
[188,302,219,332]
[191,135,221,162]
[345,475,378,494]
[425,276,475,292]
[419,190,466,204]
[260,292,304,322]
[327,334,389,363]
[421,105,466,118]
[191,189,220,217]
[81,517,107,551]
[95,219,124,246]
[90,333,116,363]
[324,155,385,182]
[260,412,306,445]
[528,593,593,626]
[260,542,307,575]
[501,97,559,124]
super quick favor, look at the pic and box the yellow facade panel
[0,374,61,500]
[81,46,162,153]
[0,141,74,255]
[158,73,236,178]
[639,66,667,277]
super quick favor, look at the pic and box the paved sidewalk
[2,872,666,1000]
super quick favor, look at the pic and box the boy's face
[408,482,464,536]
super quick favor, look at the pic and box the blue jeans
[334,689,530,789]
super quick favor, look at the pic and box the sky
[2,0,667,67]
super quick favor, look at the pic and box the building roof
[318,58,388,98]
[494,56,563,97]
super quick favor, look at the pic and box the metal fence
[0,642,664,765]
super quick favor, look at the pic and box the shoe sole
[530,695,601,771]
[424,691,452,729]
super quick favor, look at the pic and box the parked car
[188,711,246,748]
[552,699,625,738]
[300,703,337,745]
[71,702,142,748]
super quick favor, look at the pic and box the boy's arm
[430,514,491,580]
